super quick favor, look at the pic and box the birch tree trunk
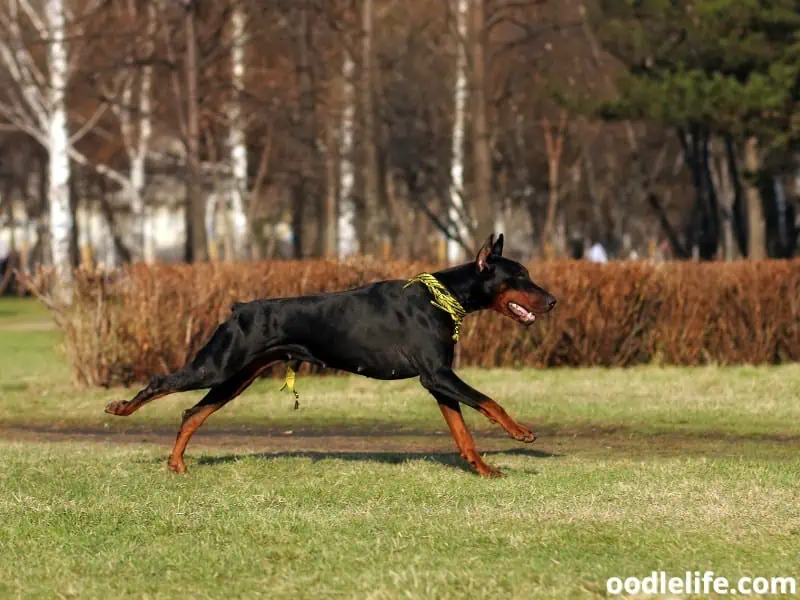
[228,3,249,259]
[137,65,154,264]
[129,122,150,262]
[46,0,72,287]
[137,4,156,263]
[447,0,470,264]
[338,52,358,258]
[361,0,381,254]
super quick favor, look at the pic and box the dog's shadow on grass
[187,447,562,476]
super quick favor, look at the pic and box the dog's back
[229,280,452,379]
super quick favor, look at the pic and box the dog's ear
[476,234,497,274]
[491,233,504,257]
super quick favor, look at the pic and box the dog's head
[474,234,556,325]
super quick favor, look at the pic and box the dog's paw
[476,463,505,478]
[104,400,129,416]
[167,460,187,475]
[511,427,537,443]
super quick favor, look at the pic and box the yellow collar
[404,273,466,342]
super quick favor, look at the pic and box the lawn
[1,298,799,599]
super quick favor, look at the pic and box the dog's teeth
[509,302,535,322]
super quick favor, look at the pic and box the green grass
[1,297,800,599]
[0,296,50,324]
[1,442,798,599]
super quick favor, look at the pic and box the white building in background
[77,203,188,267]
[0,173,189,269]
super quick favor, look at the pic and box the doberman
[105,234,557,477]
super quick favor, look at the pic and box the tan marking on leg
[167,365,268,474]
[438,401,503,478]
[475,399,536,443]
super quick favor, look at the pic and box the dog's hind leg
[166,359,272,474]
[105,320,246,417]
[166,345,325,472]
[104,367,212,417]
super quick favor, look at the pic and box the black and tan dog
[105,234,556,477]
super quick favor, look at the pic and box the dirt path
[0,424,518,452]
[3,423,799,459]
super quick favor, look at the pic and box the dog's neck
[432,264,491,314]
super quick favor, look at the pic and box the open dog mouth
[508,302,536,324]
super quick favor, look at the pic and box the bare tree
[540,109,567,254]
[182,0,207,262]
[0,0,96,287]
[470,0,493,239]
[104,0,158,263]
[0,0,170,277]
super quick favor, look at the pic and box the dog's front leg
[423,367,537,444]
[432,393,503,478]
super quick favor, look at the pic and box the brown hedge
[22,259,800,386]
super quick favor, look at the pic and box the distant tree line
[0,0,796,291]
